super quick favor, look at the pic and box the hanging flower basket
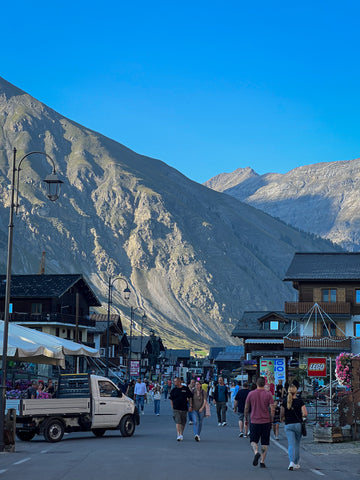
[335,352,356,387]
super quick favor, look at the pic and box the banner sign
[260,358,286,391]
[307,357,327,377]
[130,360,140,376]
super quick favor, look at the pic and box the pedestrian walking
[134,377,147,415]
[153,385,162,415]
[191,380,207,442]
[234,382,250,438]
[187,379,196,424]
[126,379,135,400]
[213,376,229,426]
[272,399,281,440]
[280,384,308,471]
[169,377,193,441]
[244,376,275,469]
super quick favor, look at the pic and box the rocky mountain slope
[205,162,360,252]
[0,77,341,349]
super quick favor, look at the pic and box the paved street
[1,398,360,480]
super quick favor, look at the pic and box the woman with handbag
[280,384,308,471]
[192,380,207,442]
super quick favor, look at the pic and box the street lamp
[128,306,146,381]
[0,147,63,452]
[106,276,131,378]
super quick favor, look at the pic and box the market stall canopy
[0,321,100,367]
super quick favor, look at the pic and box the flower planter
[313,426,343,443]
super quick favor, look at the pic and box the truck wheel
[92,429,106,437]
[16,431,36,442]
[119,415,135,437]
[43,419,65,443]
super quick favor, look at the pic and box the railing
[284,301,350,314]
[284,336,352,350]
[2,312,96,327]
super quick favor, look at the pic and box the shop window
[31,303,42,314]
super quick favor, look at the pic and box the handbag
[292,405,307,436]
[204,402,211,418]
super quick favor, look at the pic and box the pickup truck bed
[20,398,91,416]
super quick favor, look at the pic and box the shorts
[250,423,271,446]
[173,409,187,425]
[237,412,245,421]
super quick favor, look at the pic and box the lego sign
[307,358,327,377]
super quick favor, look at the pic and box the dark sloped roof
[129,336,151,353]
[215,345,244,362]
[0,274,101,306]
[231,311,299,338]
[165,349,190,359]
[209,347,225,360]
[284,253,360,281]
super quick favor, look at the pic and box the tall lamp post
[128,306,146,381]
[0,147,63,452]
[106,276,130,378]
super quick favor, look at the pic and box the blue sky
[2,1,360,183]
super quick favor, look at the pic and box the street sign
[307,357,327,377]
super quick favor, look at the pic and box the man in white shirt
[134,377,147,415]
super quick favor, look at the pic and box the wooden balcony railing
[2,312,96,328]
[284,336,352,350]
[284,302,350,314]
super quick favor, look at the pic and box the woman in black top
[280,384,307,471]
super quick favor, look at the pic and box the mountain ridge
[0,77,341,349]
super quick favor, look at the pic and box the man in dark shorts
[244,377,274,468]
[234,382,250,437]
[169,377,193,441]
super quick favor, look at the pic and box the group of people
[26,378,56,399]
[234,377,307,471]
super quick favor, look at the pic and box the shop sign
[307,357,327,377]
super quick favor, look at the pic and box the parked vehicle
[8,373,139,443]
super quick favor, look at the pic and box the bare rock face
[0,77,340,348]
[205,161,360,252]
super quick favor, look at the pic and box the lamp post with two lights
[106,276,131,378]
[0,147,63,452]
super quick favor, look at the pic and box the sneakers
[218,422,222,426]
[194,435,200,442]
[189,421,193,425]
[176,434,183,441]
[275,437,279,440]
[252,452,261,466]
[260,463,266,468]
[222,422,227,426]
[142,411,145,415]
[243,434,248,438]
[288,462,295,471]
[239,432,244,437]
[294,464,300,470]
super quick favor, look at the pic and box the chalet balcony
[284,301,350,314]
[4,312,96,328]
[284,335,352,351]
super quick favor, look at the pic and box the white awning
[0,320,100,367]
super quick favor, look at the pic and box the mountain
[204,161,360,252]
[0,77,341,350]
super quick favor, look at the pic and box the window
[356,290,360,304]
[270,321,279,330]
[31,303,42,314]
[323,323,337,337]
[98,381,118,397]
[322,289,336,302]
[354,323,360,337]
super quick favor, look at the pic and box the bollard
[4,408,16,452]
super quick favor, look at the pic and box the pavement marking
[13,457,31,465]
[310,469,325,476]
[41,449,50,454]
[272,439,288,454]
[0,470,7,474]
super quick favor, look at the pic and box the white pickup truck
[9,374,139,443]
